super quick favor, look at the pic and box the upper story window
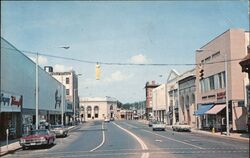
[212,51,220,59]
[66,77,69,84]
[66,89,70,95]
[204,56,211,63]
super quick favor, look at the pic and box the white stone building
[80,97,117,121]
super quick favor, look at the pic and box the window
[212,51,220,59]
[94,106,99,118]
[66,77,69,84]
[87,106,92,118]
[205,56,211,63]
[66,89,70,95]
[209,76,215,90]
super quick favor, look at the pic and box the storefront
[0,92,23,139]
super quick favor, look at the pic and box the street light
[73,74,82,123]
[196,49,229,136]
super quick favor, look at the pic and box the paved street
[2,120,249,158]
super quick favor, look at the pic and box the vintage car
[172,122,191,132]
[148,120,156,127]
[50,125,68,137]
[152,121,166,131]
[104,118,110,123]
[20,129,56,149]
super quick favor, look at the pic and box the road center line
[143,129,204,149]
[89,122,105,152]
[122,122,139,128]
[112,122,149,158]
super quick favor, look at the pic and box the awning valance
[194,104,213,116]
[205,104,226,115]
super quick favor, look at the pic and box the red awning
[205,104,226,115]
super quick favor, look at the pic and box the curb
[0,145,22,157]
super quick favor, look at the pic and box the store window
[94,106,99,118]
[87,106,92,118]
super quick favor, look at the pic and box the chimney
[152,80,155,85]
[44,66,53,73]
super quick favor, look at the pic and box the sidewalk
[137,120,249,142]
[0,125,77,157]
[165,125,250,142]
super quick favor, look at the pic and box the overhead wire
[1,46,244,66]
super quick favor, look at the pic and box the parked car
[20,129,56,149]
[172,122,191,132]
[50,125,68,137]
[152,121,166,131]
[104,118,110,123]
[148,120,156,127]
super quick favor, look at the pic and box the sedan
[20,129,56,149]
[50,125,68,137]
[152,121,166,131]
[172,122,191,132]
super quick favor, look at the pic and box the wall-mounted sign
[54,90,61,109]
[217,91,226,100]
[0,92,23,112]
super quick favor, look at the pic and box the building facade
[152,83,167,123]
[50,70,79,123]
[0,37,66,140]
[80,97,117,121]
[178,69,196,128]
[195,29,249,131]
[166,70,180,125]
[145,81,159,120]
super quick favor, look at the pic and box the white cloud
[105,71,133,82]
[29,56,48,65]
[130,54,148,64]
[54,64,73,72]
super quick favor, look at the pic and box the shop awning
[205,104,226,115]
[194,104,213,116]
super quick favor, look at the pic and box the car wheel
[22,146,27,150]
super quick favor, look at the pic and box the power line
[1,46,244,66]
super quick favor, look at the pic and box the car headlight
[40,137,46,141]
[20,139,26,143]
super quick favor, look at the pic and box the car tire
[22,146,27,150]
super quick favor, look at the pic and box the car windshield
[51,125,63,129]
[30,130,48,135]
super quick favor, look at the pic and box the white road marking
[89,122,105,152]
[112,122,149,158]
[122,122,139,128]
[155,139,162,142]
[143,129,204,149]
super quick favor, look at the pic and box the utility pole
[35,53,39,130]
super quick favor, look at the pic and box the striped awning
[205,104,226,115]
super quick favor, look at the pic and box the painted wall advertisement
[0,92,23,112]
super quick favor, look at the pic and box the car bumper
[20,140,48,147]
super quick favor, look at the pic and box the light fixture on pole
[196,49,229,136]
[73,74,82,123]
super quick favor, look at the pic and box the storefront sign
[0,92,22,112]
[217,91,226,100]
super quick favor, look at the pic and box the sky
[1,1,249,103]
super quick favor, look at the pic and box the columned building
[195,29,249,132]
[80,97,117,121]
[178,69,196,128]
[166,69,180,125]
